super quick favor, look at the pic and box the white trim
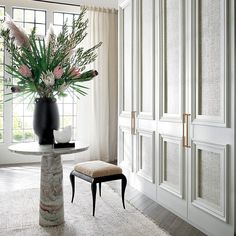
[159,134,184,199]
[159,0,185,122]
[118,0,133,116]
[118,126,133,172]
[136,129,155,183]
[137,0,155,120]
[191,140,228,222]
[191,0,229,127]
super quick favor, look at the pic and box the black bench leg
[91,181,97,216]
[121,174,127,209]
[70,172,75,203]
[99,182,101,197]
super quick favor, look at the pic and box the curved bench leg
[91,181,97,216]
[99,182,102,197]
[70,172,75,203]
[121,174,127,209]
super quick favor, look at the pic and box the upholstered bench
[70,160,127,216]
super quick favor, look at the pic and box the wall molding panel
[158,0,185,122]
[191,0,229,127]
[159,134,184,198]
[137,130,155,183]
[118,0,133,118]
[191,140,228,222]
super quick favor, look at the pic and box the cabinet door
[118,0,156,200]
[156,0,187,218]
[135,0,156,199]
[188,0,234,235]
[118,0,134,172]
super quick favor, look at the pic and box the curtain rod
[32,0,80,7]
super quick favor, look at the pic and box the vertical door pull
[131,111,136,135]
[182,113,191,148]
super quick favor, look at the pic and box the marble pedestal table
[8,142,89,227]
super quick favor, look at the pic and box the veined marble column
[39,154,64,226]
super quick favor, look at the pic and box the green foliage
[0,8,102,101]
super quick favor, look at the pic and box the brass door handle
[182,113,191,148]
[131,111,136,135]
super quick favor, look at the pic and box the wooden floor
[107,180,205,236]
[0,161,206,236]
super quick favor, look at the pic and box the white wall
[43,0,118,8]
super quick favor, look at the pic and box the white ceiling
[45,0,118,8]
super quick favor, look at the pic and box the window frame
[0,0,81,162]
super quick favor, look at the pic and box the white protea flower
[3,14,29,47]
[40,71,55,87]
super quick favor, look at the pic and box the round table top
[8,142,89,156]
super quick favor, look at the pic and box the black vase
[33,97,59,145]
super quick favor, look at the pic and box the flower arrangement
[0,8,102,102]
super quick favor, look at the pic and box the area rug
[0,180,169,236]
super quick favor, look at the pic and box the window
[13,8,46,35]
[53,12,79,35]
[11,8,46,142]
[0,7,4,142]
[10,9,79,142]
[54,12,79,139]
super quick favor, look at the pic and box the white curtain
[75,7,118,162]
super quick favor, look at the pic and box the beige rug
[0,180,169,236]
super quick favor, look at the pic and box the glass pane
[0,130,3,142]
[58,104,63,115]
[0,8,4,19]
[53,25,62,35]
[24,130,34,141]
[36,11,45,23]
[24,117,33,129]
[25,10,34,22]
[0,116,2,129]
[63,116,73,127]
[64,14,73,26]
[64,104,73,115]
[13,116,23,129]
[0,93,3,103]
[24,23,34,34]
[54,12,63,25]
[0,65,4,76]
[59,117,63,128]
[0,104,3,116]
[64,95,73,103]
[13,95,23,104]
[13,9,24,21]
[13,104,24,116]
[24,104,34,116]
[35,24,45,36]
[13,130,24,142]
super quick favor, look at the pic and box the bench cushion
[74,160,122,178]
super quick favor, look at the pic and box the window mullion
[3,5,13,145]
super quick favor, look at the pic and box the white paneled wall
[118,0,235,235]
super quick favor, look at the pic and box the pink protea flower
[53,66,64,79]
[19,65,32,78]
[69,67,81,78]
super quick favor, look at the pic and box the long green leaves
[0,8,102,101]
